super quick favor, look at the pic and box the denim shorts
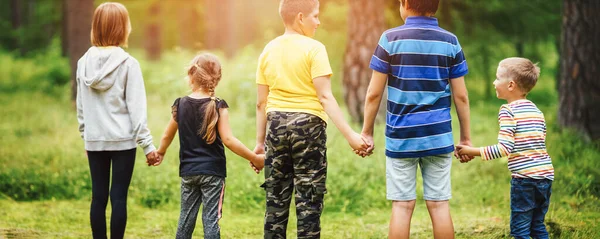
[386,153,452,201]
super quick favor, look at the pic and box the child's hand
[146,151,157,166]
[151,151,165,166]
[253,144,265,155]
[455,145,477,163]
[249,154,265,174]
[348,132,369,152]
[354,133,374,157]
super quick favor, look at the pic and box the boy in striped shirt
[359,0,472,238]
[457,57,554,239]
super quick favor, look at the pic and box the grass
[1,47,600,238]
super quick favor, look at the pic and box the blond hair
[90,2,131,47]
[187,53,222,144]
[279,0,319,25]
[498,57,540,93]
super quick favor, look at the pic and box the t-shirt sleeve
[256,52,267,85]
[217,99,229,109]
[449,40,468,79]
[369,33,391,74]
[171,98,180,122]
[310,44,333,79]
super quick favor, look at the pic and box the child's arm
[152,117,178,166]
[457,105,516,160]
[449,76,473,162]
[361,70,388,154]
[125,60,156,156]
[255,84,269,154]
[219,107,265,171]
[313,76,368,151]
[76,76,85,139]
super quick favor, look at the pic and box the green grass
[1,48,600,238]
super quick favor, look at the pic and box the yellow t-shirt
[256,34,333,121]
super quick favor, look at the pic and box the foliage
[0,0,63,56]
[0,39,70,95]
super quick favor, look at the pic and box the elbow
[160,135,171,143]
[365,90,381,104]
[221,136,234,148]
[256,101,266,111]
[318,93,332,106]
[453,93,469,105]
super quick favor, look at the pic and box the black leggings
[87,148,136,239]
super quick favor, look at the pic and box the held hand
[456,139,475,163]
[354,133,374,157]
[348,132,369,152]
[251,154,265,173]
[249,162,260,174]
[454,145,469,163]
[145,151,157,166]
[152,151,165,166]
[455,144,476,163]
[363,134,375,153]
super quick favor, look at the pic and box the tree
[144,2,161,61]
[65,0,93,101]
[558,0,600,141]
[342,0,386,123]
[178,1,201,50]
[204,0,235,57]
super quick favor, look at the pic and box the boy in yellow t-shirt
[254,0,369,238]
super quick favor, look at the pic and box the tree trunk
[145,2,161,61]
[178,0,200,50]
[558,0,600,141]
[343,0,386,123]
[65,0,93,101]
[10,0,22,54]
[61,0,68,56]
[204,0,235,57]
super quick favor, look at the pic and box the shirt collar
[404,16,439,26]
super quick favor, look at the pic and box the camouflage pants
[262,112,328,239]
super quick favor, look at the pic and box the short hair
[498,57,541,93]
[400,0,439,15]
[279,0,319,25]
[91,2,131,47]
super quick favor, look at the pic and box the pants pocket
[297,182,326,204]
[511,183,536,212]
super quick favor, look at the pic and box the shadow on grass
[0,228,41,238]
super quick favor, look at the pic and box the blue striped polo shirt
[369,16,468,158]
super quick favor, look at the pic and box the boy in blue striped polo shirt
[359,0,472,238]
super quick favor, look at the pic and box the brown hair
[188,53,222,144]
[90,2,131,47]
[400,0,439,15]
[279,0,319,25]
[498,57,541,93]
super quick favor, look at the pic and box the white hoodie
[76,46,155,155]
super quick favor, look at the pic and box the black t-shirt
[172,96,229,177]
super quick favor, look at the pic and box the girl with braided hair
[153,53,265,239]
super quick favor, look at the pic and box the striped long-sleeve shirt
[480,100,554,180]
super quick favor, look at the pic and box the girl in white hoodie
[75,3,156,238]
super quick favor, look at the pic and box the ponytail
[187,52,222,144]
[199,96,219,144]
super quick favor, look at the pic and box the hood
[79,47,130,91]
